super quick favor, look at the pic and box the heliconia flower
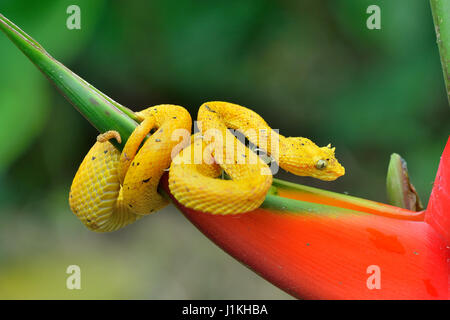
[1,13,448,300]
[160,138,449,299]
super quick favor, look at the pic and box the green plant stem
[430,0,450,104]
[0,13,139,150]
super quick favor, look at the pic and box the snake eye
[315,159,327,170]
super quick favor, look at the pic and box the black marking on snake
[104,150,108,154]
[128,204,133,208]
[143,178,151,183]
[136,162,140,166]
[92,156,96,160]
[204,105,216,113]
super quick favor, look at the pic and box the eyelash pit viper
[69,102,345,232]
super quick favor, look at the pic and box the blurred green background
[0,0,448,299]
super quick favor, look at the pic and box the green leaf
[386,153,423,211]
[0,12,139,151]
[430,0,450,103]
[0,0,106,171]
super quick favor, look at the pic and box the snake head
[281,138,345,181]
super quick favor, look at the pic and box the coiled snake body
[69,102,345,232]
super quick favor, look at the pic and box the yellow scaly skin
[69,105,192,231]
[169,102,345,214]
[69,102,345,232]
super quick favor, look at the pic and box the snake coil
[69,102,345,232]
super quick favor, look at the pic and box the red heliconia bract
[426,137,450,244]
[161,137,450,300]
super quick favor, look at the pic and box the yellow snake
[69,102,345,232]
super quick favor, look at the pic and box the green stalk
[430,0,450,104]
[272,177,424,220]
[0,12,412,216]
[0,13,139,149]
